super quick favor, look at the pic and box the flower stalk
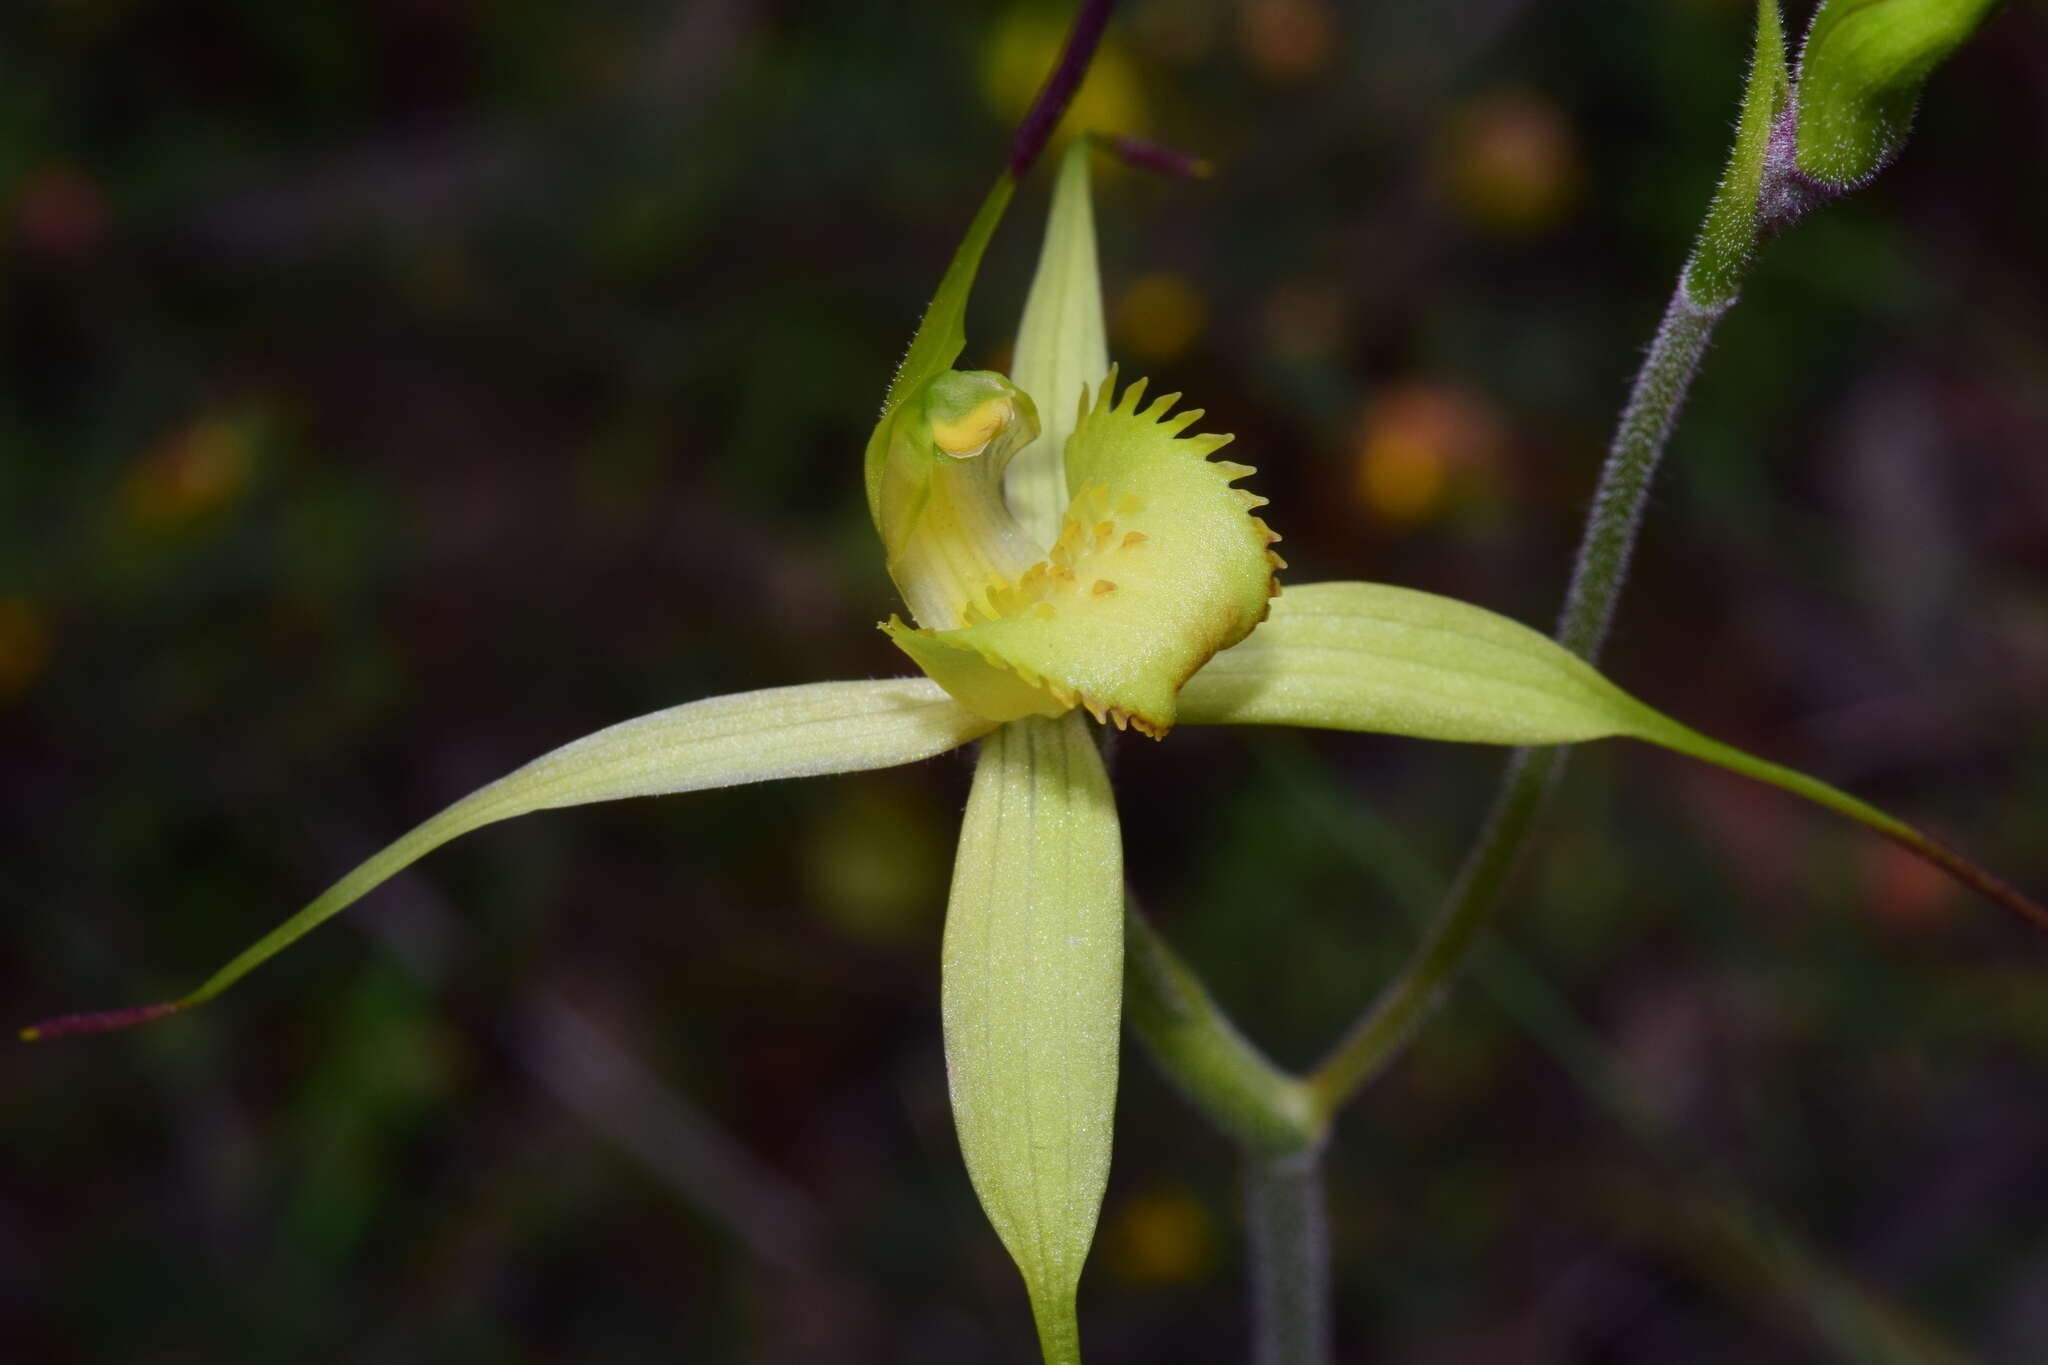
[1123,901,1322,1154]
[1245,1149,1332,1365]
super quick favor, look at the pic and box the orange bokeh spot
[1353,383,1505,527]
[0,597,52,705]
[1106,1187,1217,1286]
[1240,0,1336,83]
[1862,837,1957,937]
[120,412,256,535]
[1437,88,1584,237]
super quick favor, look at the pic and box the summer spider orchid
[26,130,2044,1365]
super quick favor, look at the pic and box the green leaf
[1180,581,2047,930]
[943,713,1122,1364]
[1794,0,2001,188]
[864,176,1018,532]
[23,680,996,1039]
[1008,138,1111,548]
[1684,0,1791,306]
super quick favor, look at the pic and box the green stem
[1245,1149,1331,1365]
[1309,274,1732,1111]
[1269,743,1979,1365]
[1123,9,1799,1355]
[1557,290,1728,658]
[1123,901,1324,1154]
[1029,1290,1083,1365]
[1306,744,1557,1109]
[1120,262,1743,1326]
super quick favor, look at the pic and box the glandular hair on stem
[1559,285,1728,662]
[1754,103,1843,240]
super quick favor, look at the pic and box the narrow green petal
[1180,581,2047,929]
[1624,709,2047,931]
[23,680,995,1038]
[1178,581,1652,743]
[889,372,1282,737]
[944,713,1122,1363]
[865,176,1018,533]
[1008,139,1110,548]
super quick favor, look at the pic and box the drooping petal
[864,177,1017,535]
[22,680,995,1038]
[1008,139,1110,548]
[943,713,1122,1364]
[886,371,1283,737]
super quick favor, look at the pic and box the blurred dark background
[5,1,2047,1361]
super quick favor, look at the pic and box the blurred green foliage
[5,1,2046,1361]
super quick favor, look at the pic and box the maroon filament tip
[1107,134,1212,181]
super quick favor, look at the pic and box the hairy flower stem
[1120,248,1737,1361]
[1558,291,1727,658]
[1305,745,1559,1108]
[1246,1149,1332,1365]
[1307,278,1729,1110]
[1124,893,1331,1363]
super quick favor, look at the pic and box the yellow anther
[930,396,1018,458]
[1121,530,1148,549]
[1091,579,1117,596]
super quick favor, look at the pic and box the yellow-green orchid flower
[24,132,2041,1365]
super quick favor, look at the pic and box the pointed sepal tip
[20,1000,186,1042]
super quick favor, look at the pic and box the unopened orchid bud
[1794,0,2002,188]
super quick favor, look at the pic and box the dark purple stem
[1008,0,1120,179]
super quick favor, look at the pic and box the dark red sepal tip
[19,1000,185,1041]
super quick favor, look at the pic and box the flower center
[879,370,1047,632]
